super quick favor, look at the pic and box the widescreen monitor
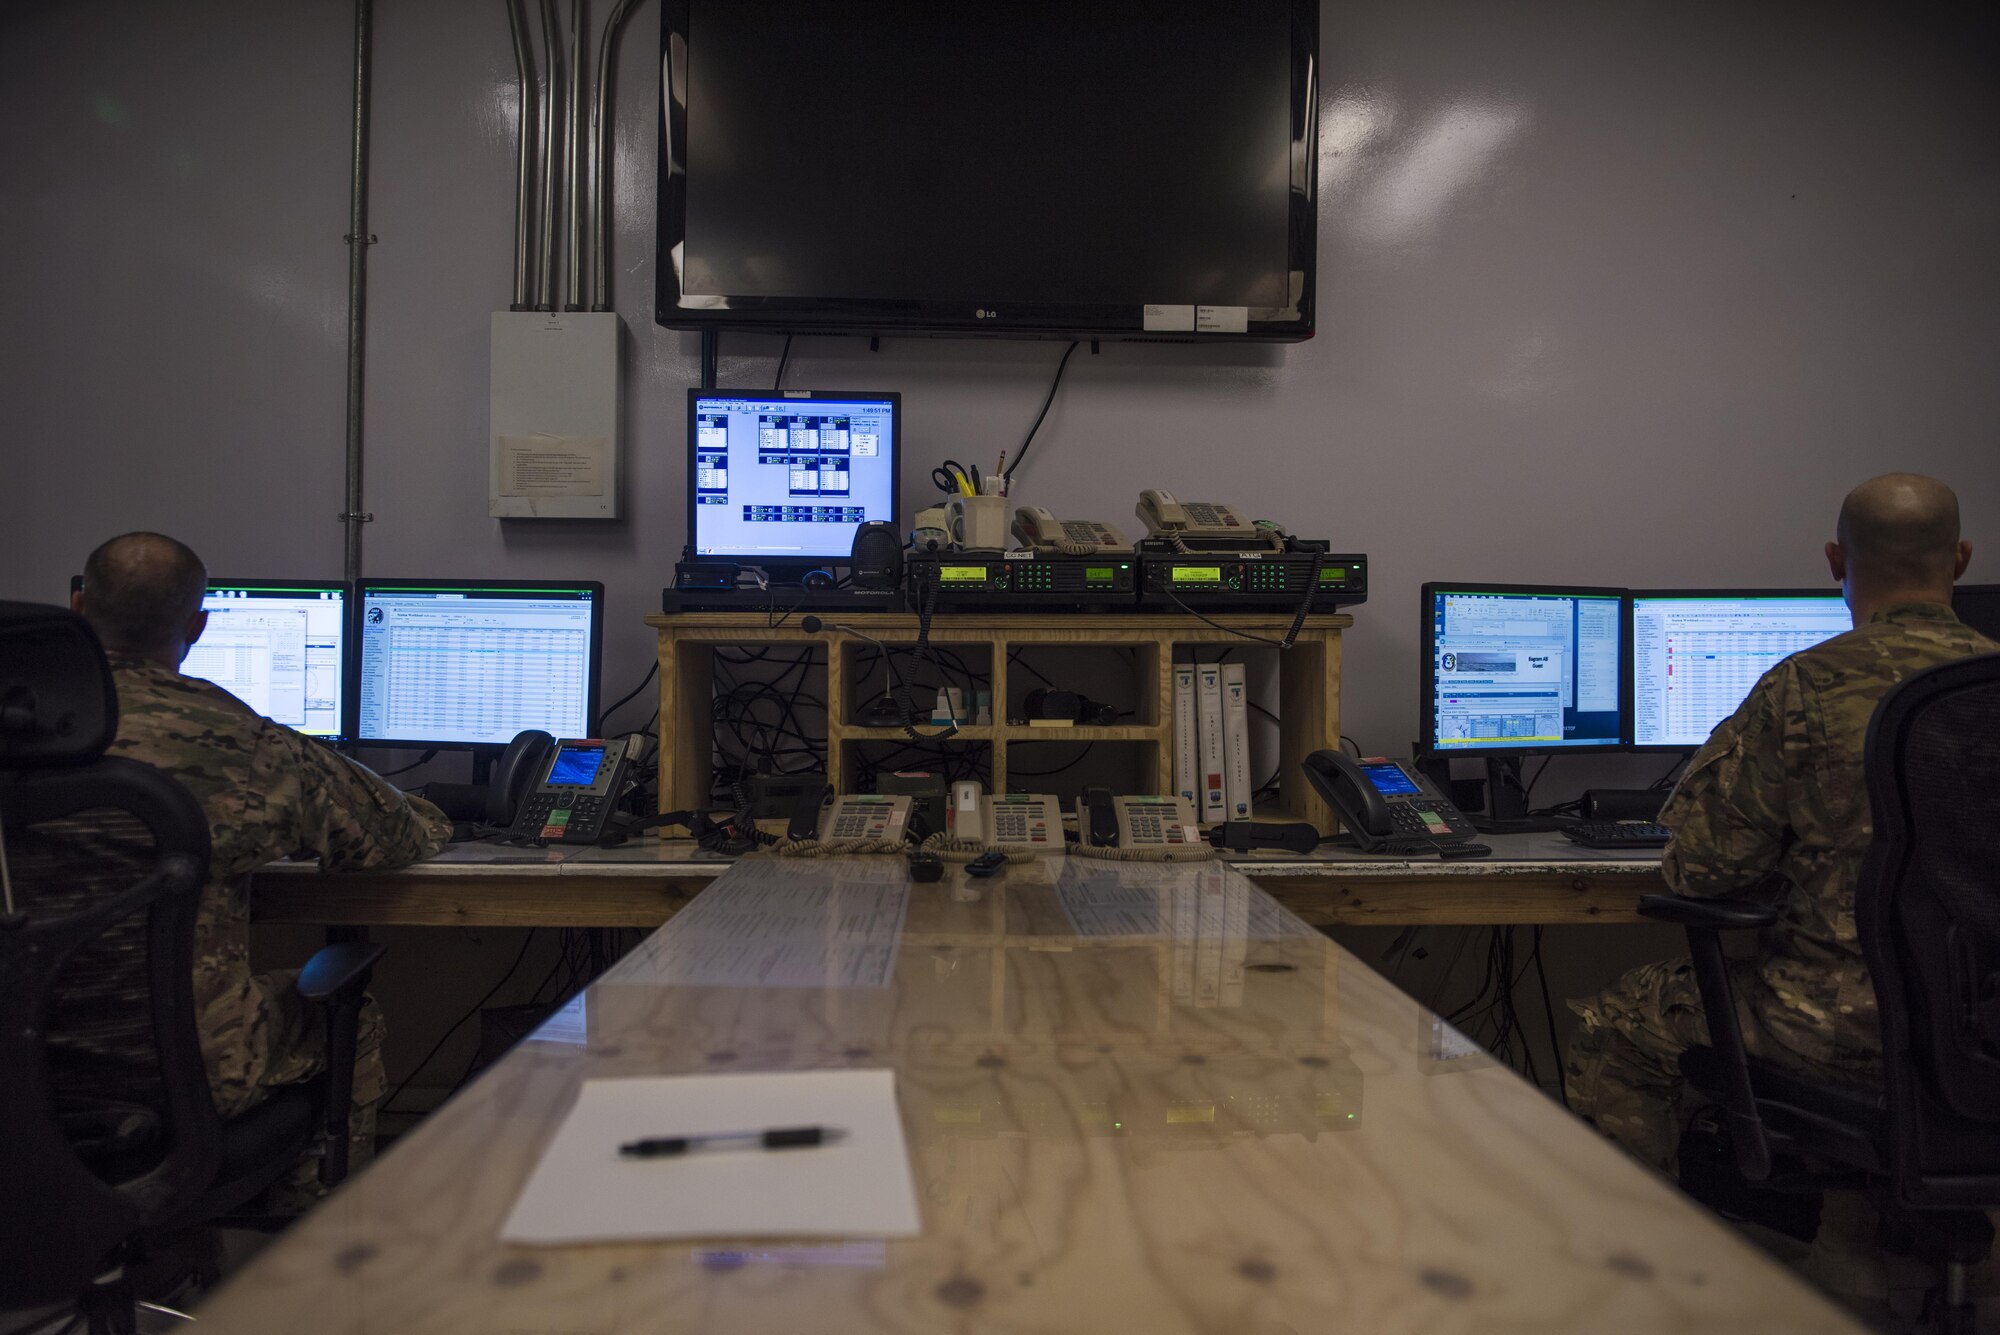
[182,580,349,741]
[1628,590,1852,750]
[657,0,1317,341]
[686,390,900,566]
[354,580,602,748]
[1420,584,1626,755]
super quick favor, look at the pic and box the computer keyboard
[1561,820,1672,849]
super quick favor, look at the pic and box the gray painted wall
[5,0,1997,1093]
[7,0,1996,764]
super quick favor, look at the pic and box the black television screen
[657,0,1318,341]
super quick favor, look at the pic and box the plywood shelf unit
[643,611,1352,832]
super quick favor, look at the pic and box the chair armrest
[1638,894,1779,931]
[297,941,387,1003]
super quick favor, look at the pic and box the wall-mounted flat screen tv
[656,0,1319,342]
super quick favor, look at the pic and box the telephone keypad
[831,809,895,839]
[989,798,1056,847]
[1389,803,1458,839]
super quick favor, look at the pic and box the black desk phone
[508,737,635,844]
[1301,751,1488,857]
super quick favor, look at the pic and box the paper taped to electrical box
[497,435,608,498]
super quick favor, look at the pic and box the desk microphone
[799,616,957,740]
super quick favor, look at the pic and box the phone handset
[1012,506,1132,555]
[1300,751,1486,857]
[1135,490,1281,550]
[487,729,556,826]
[951,780,984,844]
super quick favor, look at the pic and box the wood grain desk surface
[202,855,1851,1334]
[249,833,1669,928]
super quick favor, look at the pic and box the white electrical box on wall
[489,312,621,519]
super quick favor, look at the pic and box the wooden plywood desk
[199,855,1853,1334]
[249,833,1669,929]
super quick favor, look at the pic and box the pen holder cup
[947,496,1009,550]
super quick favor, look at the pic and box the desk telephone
[1013,507,1132,555]
[505,736,636,844]
[949,784,1064,849]
[785,783,914,843]
[1075,787,1209,859]
[1137,490,1280,547]
[1301,751,1489,858]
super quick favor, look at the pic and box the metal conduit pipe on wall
[565,0,588,311]
[536,0,564,309]
[590,0,641,310]
[339,0,375,583]
[505,0,540,310]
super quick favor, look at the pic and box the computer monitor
[686,389,900,567]
[1954,583,2000,641]
[179,580,350,741]
[354,580,603,748]
[1420,583,1627,755]
[1628,590,1852,750]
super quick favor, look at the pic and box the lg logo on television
[974,308,997,319]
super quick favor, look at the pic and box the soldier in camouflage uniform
[1565,474,1995,1172]
[72,532,451,1200]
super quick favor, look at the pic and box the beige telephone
[1136,490,1278,548]
[951,783,1064,849]
[816,793,913,841]
[776,787,915,856]
[1013,507,1132,555]
[1073,788,1212,860]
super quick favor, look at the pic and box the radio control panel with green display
[905,554,1137,610]
[1137,545,1368,611]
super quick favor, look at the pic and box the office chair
[1638,653,2000,1334]
[0,602,384,1333]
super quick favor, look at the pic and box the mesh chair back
[1860,652,2000,1207]
[0,604,220,1309]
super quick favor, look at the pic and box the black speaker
[850,522,903,591]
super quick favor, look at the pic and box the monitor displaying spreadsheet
[686,389,900,563]
[1628,591,1851,749]
[354,581,602,748]
[182,581,348,740]
[1421,584,1626,754]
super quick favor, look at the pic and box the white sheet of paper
[497,434,607,497]
[500,1070,921,1244]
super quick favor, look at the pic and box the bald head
[1826,473,1972,619]
[76,532,209,663]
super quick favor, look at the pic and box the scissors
[931,460,981,497]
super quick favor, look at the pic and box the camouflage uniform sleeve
[1658,662,1796,898]
[256,727,453,871]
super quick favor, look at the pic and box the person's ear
[185,609,208,647]
[70,589,86,616]
[1953,539,1972,581]
[1825,540,1846,584]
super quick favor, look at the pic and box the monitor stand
[1476,756,1566,834]
[1416,754,1569,833]
[1485,757,1529,821]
